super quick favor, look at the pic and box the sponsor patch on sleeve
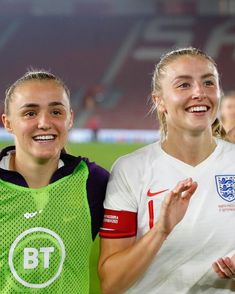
[99,209,137,238]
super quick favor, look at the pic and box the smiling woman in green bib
[0,70,109,293]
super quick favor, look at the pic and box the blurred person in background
[220,91,235,133]
[86,114,101,142]
[226,126,235,143]
[98,47,235,294]
[0,70,109,293]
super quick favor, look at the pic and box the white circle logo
[9,227,65,288]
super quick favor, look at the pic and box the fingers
[224,257,235,271]
[212,262,228,279]
[163,178,197,207]
[171,178,197,199]
[213,258,235,279]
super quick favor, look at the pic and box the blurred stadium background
[0,0,235,292]
[0,0,235,143]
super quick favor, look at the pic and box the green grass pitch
[0,141,145,293]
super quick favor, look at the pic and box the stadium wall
[0,128,160,144]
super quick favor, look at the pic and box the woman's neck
[10,152,59,188]
[222,121,235,133]
[161,131,217,166]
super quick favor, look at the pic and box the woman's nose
[37,113,51,130]
[191,83,206,100]
[192,93,207,100]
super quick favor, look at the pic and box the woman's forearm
[99,224,167,294]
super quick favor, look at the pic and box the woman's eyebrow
[19,101,65,109]
[48,101,65,107]
[19,103,39,109]
[172,73,216,83]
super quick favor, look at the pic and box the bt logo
[24,247,55,269]
[9,227,65,288]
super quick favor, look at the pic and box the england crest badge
[215,175,235,202]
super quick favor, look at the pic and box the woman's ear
[2,114,13,133]
[152,95,166,113]
[68,110,74,130]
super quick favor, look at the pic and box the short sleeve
[104,157,138,212]
[100,157,138,238]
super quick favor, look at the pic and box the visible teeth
[34,135,54,141]
[188,106,207,113]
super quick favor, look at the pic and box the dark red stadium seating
[0,14,234,129]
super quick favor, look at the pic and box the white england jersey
[103,138,235,293]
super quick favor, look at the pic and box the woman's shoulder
[61,152,109,179]
[217,138,235,155]
[111,141,160,172]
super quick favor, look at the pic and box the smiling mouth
[186,105,210,113]
[33,135,56,142]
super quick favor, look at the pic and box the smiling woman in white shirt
[98,47,235,294]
